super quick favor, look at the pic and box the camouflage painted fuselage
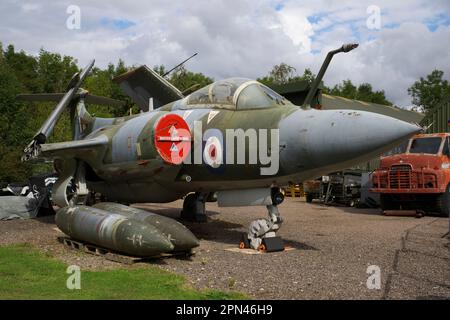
[46,78,421,204]
[79,103,298,203]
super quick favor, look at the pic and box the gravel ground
[0,197,449,299]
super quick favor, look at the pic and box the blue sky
[305,5,450,45]
[100,18,136,30]
[425,13,450,31]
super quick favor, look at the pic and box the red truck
[371,133,450,216]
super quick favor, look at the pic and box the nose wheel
[241,204,285,252]
[257,243,267,252]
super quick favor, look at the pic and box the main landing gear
[180,192,207,222]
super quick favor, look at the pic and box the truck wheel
[306,194,314,203]
[380,194,397,210]
[436,184,450,217]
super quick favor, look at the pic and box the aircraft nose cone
[279,109,422,172]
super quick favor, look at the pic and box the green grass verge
[0,244,246,300]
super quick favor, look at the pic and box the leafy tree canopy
[408,69,450,113]
[259,63,392,105]
[258,65,316,86]
[154,65,213,93]
[330,80,392,105]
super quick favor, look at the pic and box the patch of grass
[0,244,246,300]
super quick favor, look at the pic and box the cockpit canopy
[172,78,291,110]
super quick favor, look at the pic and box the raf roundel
[203,136,223,168]
[154,114,191,165]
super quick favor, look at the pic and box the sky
[0,0,449,108]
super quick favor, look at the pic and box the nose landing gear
[240,188,286,252]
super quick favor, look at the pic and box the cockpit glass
[260,85,286,105]
[237,83,286,110]
[237,84,273,109]
[187,78,249,106]
[176,78,291,110]
[187,86,210,105]
[211,82,234,104]
[409,137,442,154]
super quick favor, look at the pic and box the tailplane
[17,60,126,160]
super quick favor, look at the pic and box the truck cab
[371,133,450,215]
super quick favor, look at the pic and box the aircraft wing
[39,135,109,160]
[113,65,183,111]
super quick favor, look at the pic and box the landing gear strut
[241,188,286,252]
[181,193,207,222]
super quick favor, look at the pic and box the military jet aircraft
[19,43,422,253]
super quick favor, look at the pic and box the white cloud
[21,3,41,12]
[277,5,313,53]
[0,0,449,107]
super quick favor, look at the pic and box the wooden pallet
[57,236,192,264]
[225,245,295,255]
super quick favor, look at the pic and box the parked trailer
[302,170,362,206]
[321,170,362,207]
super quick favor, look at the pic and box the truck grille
[372,164,438,190]
[389,165,412,189]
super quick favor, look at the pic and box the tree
[0,53,33,181]
[153,64,213,93]
[0,57,28,145]
[153,65,167,76]
[0,144,32,182]
[84,60,134,117]
[331,80,357,99]
[168,66,213,93]
[258,63,296,85]
[37,49,79,93]
[258,65,316,87]
[3,45,40,92]
[408,69,450,113]
[269,63,296,84]
[298,68,315,84]
[356,83,373,101]
[369,89,391,105]
[258,64,393,104]
[331,79,392,105]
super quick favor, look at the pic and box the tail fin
[72,94,121,140]
[72,98,94,140]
